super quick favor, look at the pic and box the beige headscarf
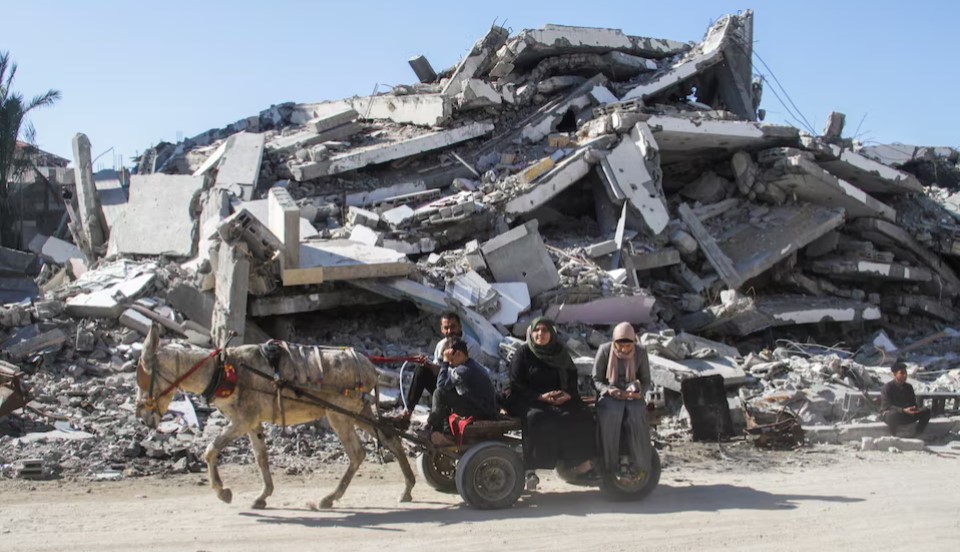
[606,322,637,385]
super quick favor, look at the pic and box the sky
[4,1,958,169]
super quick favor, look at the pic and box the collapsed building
[3,11,960,478]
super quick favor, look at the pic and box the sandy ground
[1,444,958,552]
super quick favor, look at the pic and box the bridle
[137,348,221,414]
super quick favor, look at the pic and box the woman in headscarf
[507,317,596,491]
[592,322,653,477]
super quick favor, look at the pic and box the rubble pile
[3,11,960,478]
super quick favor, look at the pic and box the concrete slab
[504,135,616,215]
[27,234,84,265]
[806,417,960,444]
[818,146,923,194]
[119,308,153,335]
[546,294,656,325]
[809,257,933,283]
[290,122,494,180]
[599,122,669,234]
[646,115,799,163]
[94,175,128,231]
[211,241,250,347]
[447,270,499,314]
[192,140,229,177]
[214,132,265,201]
[166,283,270,345]
[65,272,155,318]
[851,217,960,297]
[248,287,388,316]
[480,220,559,297]
[627,248,681,271]
[762,155,896,220]
[110,174,205,258]
[883,295,956,323]
[267,187,300,268]
[681,294,882,336]
[282,240,414,286]
[307,107,359,133]
[349,94,451,127]
[442,26,509,96]
[487,282,530,325]
[648,353,747,393]
[716,203,845,288]
[490,24,688,79]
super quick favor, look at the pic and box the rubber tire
[599,448,661,501]
[417,450,458,494]
[455,441,524,510]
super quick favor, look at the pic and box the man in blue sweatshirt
[427,338,497,446]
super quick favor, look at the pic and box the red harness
[213,363,238,399]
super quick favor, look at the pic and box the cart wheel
[599,448,661,501]
[417,450,458,493]
[455,441,523,510]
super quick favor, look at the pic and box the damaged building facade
[3,11,960,478]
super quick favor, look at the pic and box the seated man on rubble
[881,362,931,437]
[425,338,497,446]
[399,312,481,419]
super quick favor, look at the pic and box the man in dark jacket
[426,338,497,446]
[881,362,931,437]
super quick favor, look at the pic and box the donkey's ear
[144,323,160,356]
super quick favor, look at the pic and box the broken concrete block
[348,94,451,127]
[442,26,509,97]
[680,171,733,205]
[214,132,265,201]
[1,328,67,361]
[480,220,560,297]
[217,209,283,262]
[489,24,688,80]
[72,133,108,251]
[94,172,129,232]
[267,187,300,269]
[307,107,359,133]
[109,174,205,258]
[546,294,656,326]
[27,234,85,265]
[290,122,495,180]
[408,54,437,83]
[627,248,681,271]
[282,240,413,286]
[809,258,932,283]
[64,272,156,318]
[349,225,382,247]
[817,146,923,194]
[381,205,415,228]
[347,206,380,229]
[248,287,388,316]
[119,308,153,336]
[585,240,618,258]
[598,122,669,234]
[166,283,269,345]
[680,294,882,336]
[647,353,747,393]
[211,241,250,347]
[457,79,502,110]
[646,115,799,163]
[447,270,499,314]
[861,436,926,452]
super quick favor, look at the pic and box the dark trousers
[596,396,652,473]
[405,363,436,410]
[883,408,931,436]
[427,386,491,431]
[520,403,595,470]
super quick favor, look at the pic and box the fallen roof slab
[248,286,388,317]
[490,24,688,79]
[680,295,882,336]
[809,257,933,283]
[851,217,960,297]
[290,122,494,181]
[214,132,265,201]
[282,240,414,286]
[883,294,956,323]
[646,115,799,163]
[545,294,656,325]
[599,122,669,234]
[109,174,205,258]
[817,146,923,194]
[763,155,896,221]
[648,354,747,393]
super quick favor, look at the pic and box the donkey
[134,324,415,509]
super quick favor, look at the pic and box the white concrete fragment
[27,234,84,264]
[599,122,669,234]
[109,174,205,258]
[487,282,531,325]
[349,225,382,247]
[214,132,265,201]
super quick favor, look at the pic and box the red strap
[155,348,221,399]
[447,413,475,446]
[366,355,428,365]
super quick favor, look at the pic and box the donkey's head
[135,324,173,428]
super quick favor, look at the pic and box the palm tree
[0,50,61,247]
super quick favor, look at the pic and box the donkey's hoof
[319,496,335,509]
[217,488,233,504]
[306,501,319,511]
[251,498,267,510]
[399,492,413,503]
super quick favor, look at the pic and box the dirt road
[2,446,958,552]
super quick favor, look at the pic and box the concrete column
[71,133,108,253]
[211,241,250,348]
[408,55,438,83]
[268,187,300,269]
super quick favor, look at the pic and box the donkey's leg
[359,403,415,503]
[248,424,274,510]
[204,420,246,504]
[310,412,365,510]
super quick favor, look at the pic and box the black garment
[883,409,931,436]
[405,363,437,410]
[508,345,595,470]
[427,359,497,430]
[880,379,931,436]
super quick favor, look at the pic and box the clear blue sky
[5,1,957,168]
